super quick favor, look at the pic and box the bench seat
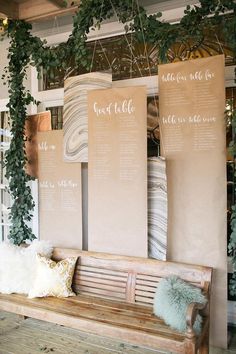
[0,293,193,353]
[0,248,212,354]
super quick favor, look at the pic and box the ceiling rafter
[0,0,18,19]
[0,0,80,22]
[18,0,79,22]
[47,0,68,8]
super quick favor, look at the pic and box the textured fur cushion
[0,240,53,295]
[153,275,206,333]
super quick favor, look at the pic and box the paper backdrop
[159,55,227,348]
[148,156,167,260]
[38,130,82,248]
[25,111,51,178]
[63,72,112,163]
[88,86,147,257]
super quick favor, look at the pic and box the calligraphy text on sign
[93,99,135,117]
[162,115,216,125]
[161,69,215,83]
[40,180,79,189]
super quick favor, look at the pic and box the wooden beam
[47,0,68,8]
[18,0,79,22]
[0,0,18,19]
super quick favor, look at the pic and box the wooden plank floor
[0,311,166,354]
[0,311,235,354]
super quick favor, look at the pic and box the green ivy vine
[2,21,38,245]
[228,106,236,296]
[1,0,236,292]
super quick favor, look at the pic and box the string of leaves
[2,21,38,244]
[0,0,236,292]
[228,106,236,296]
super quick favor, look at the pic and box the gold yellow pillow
[28,254,77,298]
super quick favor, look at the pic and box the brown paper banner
[88,86,147,257]
[38,130,82,249]
[159,55,227,348]
[25,111,52,178]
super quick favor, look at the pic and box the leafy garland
[1,0,236,292]
[228,106,236,296]
[3,23,37,245]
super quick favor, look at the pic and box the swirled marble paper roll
[63,72,112,162]
[148,156,167,260]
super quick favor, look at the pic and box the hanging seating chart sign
[88,86,147,257]
[159,55,227,348]
[63,72,112,163]
[25,111,52,178]
[38,130,82,248]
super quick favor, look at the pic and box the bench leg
[199,340,209,354]
[199,329,209,354]
[185,339,197,354]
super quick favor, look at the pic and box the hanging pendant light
[0,13,9,34]
[2,17,8,26]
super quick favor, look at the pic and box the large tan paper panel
[25,112,52,178]
[88,86,147,257]
[159,55,227,348]
[38,130,82,248]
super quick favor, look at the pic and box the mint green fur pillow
[153,275,206,333]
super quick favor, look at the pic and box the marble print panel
[63,72,112,163]
[148,156,167,260]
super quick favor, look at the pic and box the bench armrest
[186,301,209,338]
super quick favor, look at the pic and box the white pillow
[0,240,53,295]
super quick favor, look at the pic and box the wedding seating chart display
[38,130,82,248]
[88,86,147,257]
[63,72,112,163]
[159,55,227,348]
[25,111,51,177]
[148,156,167,260]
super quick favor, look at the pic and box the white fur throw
[153,275,207,333]
[0,240,53,295]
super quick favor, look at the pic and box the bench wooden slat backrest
[53,248,212,307]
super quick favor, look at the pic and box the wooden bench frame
[0,248,212,354]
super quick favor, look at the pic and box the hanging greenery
[0,0,236,290]
[2,21,37,245]
[228,105,236,296]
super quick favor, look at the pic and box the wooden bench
[0,248,212,354]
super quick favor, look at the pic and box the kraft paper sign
[38,130,82,249]
[25,111,52,178]
[159,55,227,348]
[88,86,147,257]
